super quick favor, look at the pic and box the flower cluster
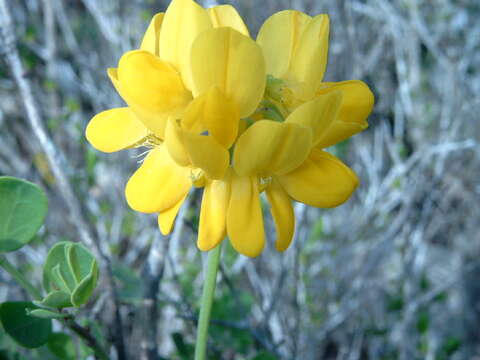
[86,0,374,257]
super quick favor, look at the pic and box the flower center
[265,75,295,108]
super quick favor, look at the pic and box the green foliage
[171,332,194,360]
[0,302,52,349]
[65,98,81,113]
[40,241,99,311]
[209,286,255,356]
[112,262,144,304]
[387,295,404,312]
[26,309,69,319]
[43,80,57,92]
[416,309,430,334]
[18,45,40,71]
[47,333,76,360]
[0,177,48,253]
[250,351,278,360]
[35,291,72,309]
[418,339,429,356]
[222,238,239,269]
[439,336,461,357]
[179,261,202,300]
[85,147,98,186]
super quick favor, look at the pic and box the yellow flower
[229,93,359,256]
[86,0,253,233]
[257,10,374,147]
[85,0,374,258]
[164,25,266,179]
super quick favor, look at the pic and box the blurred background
[1,0,479,359]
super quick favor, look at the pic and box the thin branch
[65,316,110,360]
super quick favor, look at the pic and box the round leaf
[0,301,52,348]
[43,241,99,307]
[0,177,48,252]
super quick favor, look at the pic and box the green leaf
[0,302,52,348]
[51,264,73,293]
[70,261,98,307]
[43,242,99,308]
[66,241,97,283]
[0,177,48,253]
[26,308,68,319]
[47,333,76,360]
[43,241,98,304]
[34,291,72,309]
[43,243,76,293]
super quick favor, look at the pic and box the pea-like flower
[257,10,374,147]
[85,0,374,257]
[86,0,258,234]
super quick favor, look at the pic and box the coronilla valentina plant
[86,0,374,259]
[85,0,373,358]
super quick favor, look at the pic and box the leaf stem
[0,254,42,300]
[194,244,222,360]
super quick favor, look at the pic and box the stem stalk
[194,244,222,360]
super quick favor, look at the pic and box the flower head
[86,0,374,257]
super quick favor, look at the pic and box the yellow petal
[256,10,311,78]
[86,108,148,153]
[315,80,374,148]
[233,120,312,176]
[158,193,188,235]
[183,131,229,180]
[118,51,188,112]
[164,119,192,167]
[108,67,172,139]
[117,50,191,137]
[107,68,120,91]
[159,0,212,90]
[181,94,208,133]
[198,175,231,251]
[266,179,295,252]
[195,87,240,148]
[165,119,229,179]
[285,90,342,146]
[208,5,250,36]
[277,149,359,208]
[140,13,165,55]
[191,27,266,117]
[107,67,127,101]
[226,173,265,257]
[289,14,329,96]
[125,145,191,213]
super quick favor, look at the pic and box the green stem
[0,254,42,300]
[194,244,222,360]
